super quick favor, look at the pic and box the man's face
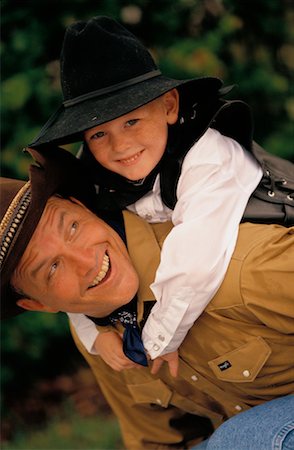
[84,90,179,181]
[12,197,139,317]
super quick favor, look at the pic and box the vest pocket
[208,336,272,382]
[127,379,172,408]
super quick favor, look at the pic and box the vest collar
[122,210,173,323]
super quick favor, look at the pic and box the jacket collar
[122,210,173,323]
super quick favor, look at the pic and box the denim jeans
[192,395,294,450]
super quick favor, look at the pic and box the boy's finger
[151,359,163,375]
[168,358,179,378]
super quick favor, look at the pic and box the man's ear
[16,298,59,313]
[163,89,179,125]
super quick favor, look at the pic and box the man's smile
[88,253,110,288]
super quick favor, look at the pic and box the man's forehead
[45,196,81,216]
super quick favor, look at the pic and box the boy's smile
[84,90,179,181]
[117,149,144,167]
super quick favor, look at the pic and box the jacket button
[158,335,165,341]
[242,370,250,377]
[152,344,160,351]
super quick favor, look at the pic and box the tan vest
[71,212,294,449]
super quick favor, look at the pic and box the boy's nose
[111,133,131,154]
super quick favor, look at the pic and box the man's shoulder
[207,222,294,312]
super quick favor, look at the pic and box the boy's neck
[126,178,146,186]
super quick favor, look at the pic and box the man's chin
[88,298,133,318]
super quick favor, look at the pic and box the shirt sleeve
[67,313,99,354]
[142,128,263,359]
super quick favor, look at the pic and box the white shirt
[68,128,263,358]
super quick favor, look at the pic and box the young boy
[30,16,265,375]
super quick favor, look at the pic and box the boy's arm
[142,130,262,360]
[67,313,100,354]
[67,313,141,370]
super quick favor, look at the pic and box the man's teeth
[89,254,110,288]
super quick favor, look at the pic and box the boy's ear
[16,298,59,313]
[163,89,179,125]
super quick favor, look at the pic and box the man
[1,147,294,449]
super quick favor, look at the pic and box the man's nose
[67,246,96,277]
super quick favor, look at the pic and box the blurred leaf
[1,400,122,450]
[1,74,32,110]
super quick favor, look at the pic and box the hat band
[63,69,162,108]
[0,182,31,268]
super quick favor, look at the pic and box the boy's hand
[150,351,179,378]
[94,331,141,371]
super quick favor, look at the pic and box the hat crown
[61,16,157,101]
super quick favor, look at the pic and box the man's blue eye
[49,262,58,278]
[70,221,78,236]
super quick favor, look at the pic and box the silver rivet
[243,370,250,377]
[268,190,275,197]
[191,375,198,381]
[235,405,242,411]
[287,195,293,201]
[156,398,162,405]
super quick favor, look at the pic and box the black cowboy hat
[30,15,223,148]
[0,147,97,319]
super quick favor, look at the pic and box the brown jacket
[71,212,294,449]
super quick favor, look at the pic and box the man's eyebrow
[31,258,49,279]
[58,210,67,234]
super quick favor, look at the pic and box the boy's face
[84,90,179,181]
[12,196,139,317]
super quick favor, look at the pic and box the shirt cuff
[142,287,194,359]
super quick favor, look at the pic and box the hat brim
[30,76,223,148]
[1,147,98,319]
[0,163,66,319]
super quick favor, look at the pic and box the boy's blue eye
[92,131,105,139]
[126,119,138,126]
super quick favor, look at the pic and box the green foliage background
[1,0,294,448]
[2,0,294,182]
